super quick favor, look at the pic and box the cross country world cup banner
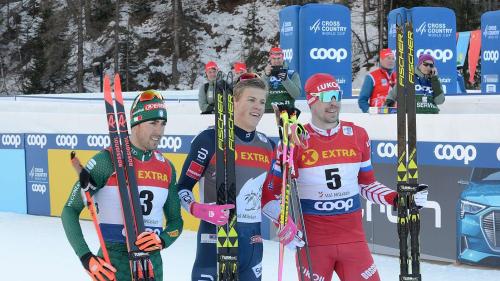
[299,3,352,97]
[481,10,500,94]
[279,5,300,73]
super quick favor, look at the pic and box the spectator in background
[358,48,396,113]
[457,66,467,94]
[261,47,301,113]
[385,53,445,113]
[233,61,247,81]
[198,61,220,114]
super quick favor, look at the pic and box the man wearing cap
[233,61,248,79]
[358,48,396,113]
[62,90,183,281]
[199,61,224,114]
[263,73,429,281]
[261,47,301,113]
[385,53,445,113]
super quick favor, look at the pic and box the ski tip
[103,76,113,103]
[114,74,121,87]
[114,75,123,101]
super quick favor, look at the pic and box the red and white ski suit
[263,121,398,281]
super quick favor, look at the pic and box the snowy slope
[1,212,498,281]
[0,0,377,94]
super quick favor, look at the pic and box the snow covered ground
[0,212,498,281]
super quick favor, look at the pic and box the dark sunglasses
[423,62,434,68]
[236,72,261,83]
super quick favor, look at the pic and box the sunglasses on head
[139,90,163,102]
[423,62,434,68]
[132,90,164,110]
[311,90,343,103]
[236,72,261,83]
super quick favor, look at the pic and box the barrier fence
[2,132,499,265]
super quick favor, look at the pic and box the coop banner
[279,5,300,73]
[371,141,500,168]
[481,10,500,94]
[25,134,51,216]
[299,3,352,97]
[411,7,457,94]
[20,133,273,238]
[23,133,190,215]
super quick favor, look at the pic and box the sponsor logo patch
[342,126,353,136]
[200,233,217,244]
[186,161,204,180]
[167,230,179,238]
[250,235,263,244]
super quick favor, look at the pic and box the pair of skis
[395,14,422,281]
[73,74,155,281]
[214,71,239,281]
[273,105,314,281]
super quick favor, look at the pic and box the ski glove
[277,217,304,249]
[287,229,306,250]
[135,231,164,252]
[414,184,429,207]
[191,202,235,226]
[393,184,429,209]
[384,98,395,107]
[79,166,97,192]
[80,252,116,281]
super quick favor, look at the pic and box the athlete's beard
[312,103,341,130]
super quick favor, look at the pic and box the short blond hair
[232,78,268,101]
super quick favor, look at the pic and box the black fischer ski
[216,71,238,281]
[396,13,421,281]
[104,74,155,281]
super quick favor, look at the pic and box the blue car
[457,168,500,267]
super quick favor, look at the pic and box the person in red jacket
[233,61,248,80]
[358,48,396,112]
[263,73,429,281]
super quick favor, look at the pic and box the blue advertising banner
[372,140,500,168]
[411,7,457,94]
[299,3,352,97]
[481,10,500,94]
[456,31,471,67]
[27,133,191,153]
[23,133,191,215]
[0,134,26,214]
[25,134,50,215]
[279,5,300,72]
[0,134,23,149]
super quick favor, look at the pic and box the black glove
[270,66,282,77]
[393,184,429,210]
[80,252,116,281]
[385,99,395,107]
[277,71,287,81]
[79,167,97,192]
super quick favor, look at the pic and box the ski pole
[70,151,115,280]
